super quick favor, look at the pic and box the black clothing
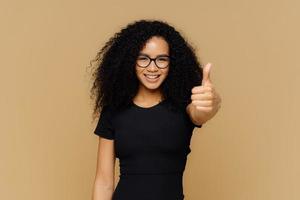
[94,99,202,200]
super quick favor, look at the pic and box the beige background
[1,0,299,199]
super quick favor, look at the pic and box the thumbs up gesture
[187,63,222,125]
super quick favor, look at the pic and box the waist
[114,172,184,199]
[119,170,184,178]
[118,172,183,192]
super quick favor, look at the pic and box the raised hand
[188,63,222,124]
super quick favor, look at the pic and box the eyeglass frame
[136,54,170,69]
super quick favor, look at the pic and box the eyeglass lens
[137,55,170,68]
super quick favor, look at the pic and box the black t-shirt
[94,99,202,175]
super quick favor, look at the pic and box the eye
[157,57,169,62]
[138,56,148,60]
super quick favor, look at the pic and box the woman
[90,19,222,200]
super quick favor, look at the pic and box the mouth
[144,74,161,82]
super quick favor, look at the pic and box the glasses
[136,54,170,69]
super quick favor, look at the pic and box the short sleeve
[193,123,202,128]
[94,105,115,140]
[185,109,202,129]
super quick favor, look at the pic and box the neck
[134,85,164,103]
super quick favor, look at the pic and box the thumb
[201,62,212,86]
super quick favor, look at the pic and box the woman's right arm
[92,137,116,200]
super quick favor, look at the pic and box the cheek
[135,67,146,81]
[161,69,169,78]
[135,66,144,76]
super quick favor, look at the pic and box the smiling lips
[144,74,160,82]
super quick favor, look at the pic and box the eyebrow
[138,53,169,57]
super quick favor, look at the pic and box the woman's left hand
[187,63,222,125]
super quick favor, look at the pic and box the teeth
[145,74,159,79]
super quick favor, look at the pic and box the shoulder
[94,105,116,139]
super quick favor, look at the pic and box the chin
[141,81,162,90]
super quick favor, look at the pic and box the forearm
[186,102,211,125]
[92,179,114,200]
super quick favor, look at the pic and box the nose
[147,60,159,71]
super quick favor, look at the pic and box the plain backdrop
[1,0,299,199]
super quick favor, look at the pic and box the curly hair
[88,19,204,119]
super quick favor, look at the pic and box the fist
[191,63,222,114]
